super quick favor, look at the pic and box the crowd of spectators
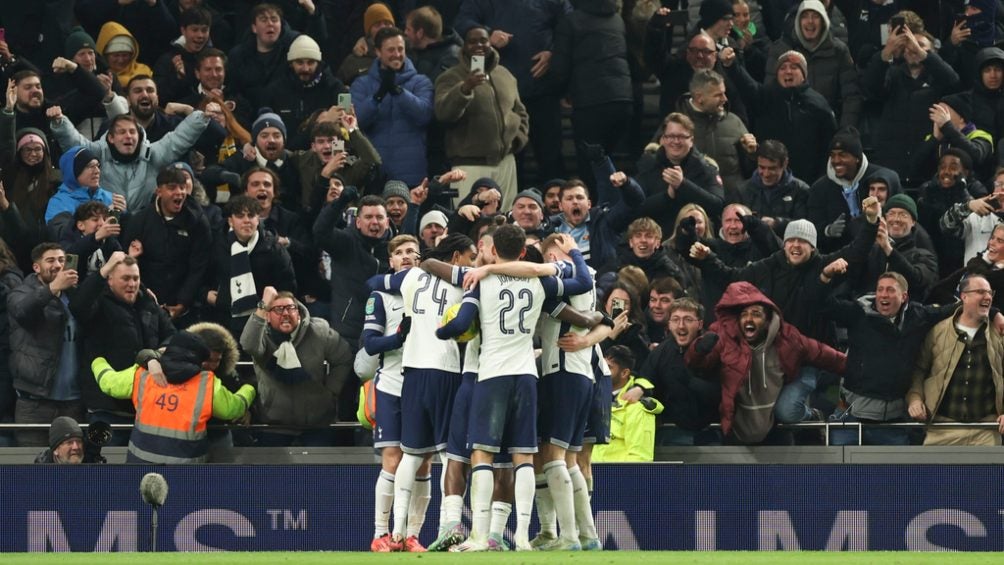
[4,0,1004,453]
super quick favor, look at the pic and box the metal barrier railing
[0,421,1000,447]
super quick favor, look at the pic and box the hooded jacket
[0,118,61,269]
[765,0,861,127]
[240,299,353,428]
[967,48,1004,135]
[351,56,434,186]
[435,47,530,167]
[685,281,845,437]
[807,155,902,252]
[44,146,114,223]
[96,22,153,88]
[50,111,210,211]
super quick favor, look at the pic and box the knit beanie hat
[287,34,323,62]
[104,35,135,55]
[169,161,195,179]
[252,108,287,140]
[783,219,817,248]
[364,3,395,35]
[514,188,544,209]
[420,210,448,231]
[65,27,97,59]
[73,147,100,178]
[885,193,918,220]
[699,0,735,29]
[829,126,863,161]
[777,50,808,79]
[16,127,48,153]
[49,416,84,452]
[940,93,973,122]
[382,180,410,202]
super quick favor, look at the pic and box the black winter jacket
[548,0,632,108]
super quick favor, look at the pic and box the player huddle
[359,221,617,552]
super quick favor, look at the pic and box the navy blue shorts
[400,368,462,454]
[445,372,477,463]
[538,371,593,451]
[468,374,538,455]
[584,372,612,445]
[374,388,401,449]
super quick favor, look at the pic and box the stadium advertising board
[2,464,1002,551]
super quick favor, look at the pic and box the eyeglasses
[20,146,43,154]
[269,305,298,314]
[669,316,699,324]
[661,133,692,142]
[994,181,1004,189]
[961,289,995,297]
[687,48,716,57]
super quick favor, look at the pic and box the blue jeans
[827,407,910,446]
[774,366,819,423]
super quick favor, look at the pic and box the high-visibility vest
[128,368,215,464]
[357,379,377,430]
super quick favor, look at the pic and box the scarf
[267,323,313,384]
[229,229,259,316]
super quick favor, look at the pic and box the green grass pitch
[1,552,1003,565]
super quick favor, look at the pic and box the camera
[84,420,111,464]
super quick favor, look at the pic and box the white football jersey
[363,291,405,396]
[539,265,597,379]
[401,267,463,372]
[476,274,546,380]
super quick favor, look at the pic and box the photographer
[34,416,107,464]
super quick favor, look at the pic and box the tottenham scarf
[267,323,313,384]
[229,229,259,316]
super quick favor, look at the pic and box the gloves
[600,313,616,328]
[824,213,847,238]
[640,397,657,411]
[739,213,761,234]
[375,68,401,100]
[397,315,412,340]
[695,331,719,355]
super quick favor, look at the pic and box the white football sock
[570,465,597,540]
[543,459,576,541]
[407,474,432,538]
[534,472,556,536]
[489,501,512,537]
[374,470,395,538]
[469,465,494,541]
[513,463,536,546]
[443,494,464,525]
[392,453,423,538]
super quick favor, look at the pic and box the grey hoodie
[794,0,831,53]
[731,314,783,444]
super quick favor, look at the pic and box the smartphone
[332,138,345,152]
[337,92,352,111]
[889,15,905,32]
[108,207,122,222]
[64,253,79,272]
[106,216,119,225]
[0,29,6,43]
[471,55,485,74]
[611,298,626,320]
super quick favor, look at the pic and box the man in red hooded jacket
[685,281,845,444]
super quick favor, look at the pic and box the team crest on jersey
[365,297,376,315]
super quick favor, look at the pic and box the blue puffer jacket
[44,146,113,223]
[350,58,434,186]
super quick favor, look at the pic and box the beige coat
[907,310,1004,422]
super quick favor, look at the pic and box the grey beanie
[514,188,544,209]
[382,180,410,202]
[783,219,817,248]
[49,416,84,452]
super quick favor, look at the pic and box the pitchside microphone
[140,473,169,551]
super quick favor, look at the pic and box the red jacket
[686,281,846,435]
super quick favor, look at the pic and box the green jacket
[91,357,256,421]
[593,375,664,462]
